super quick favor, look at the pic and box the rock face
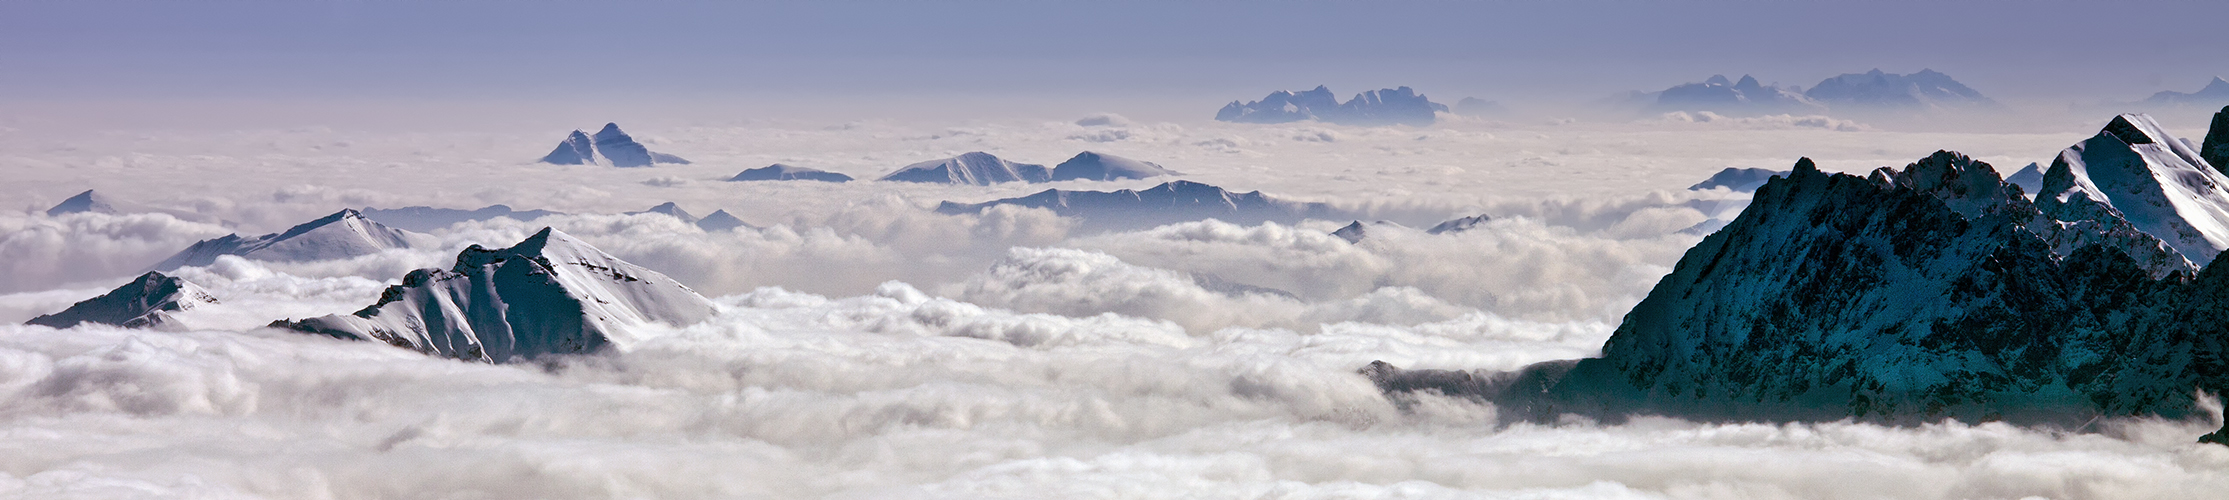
[2204,105,2229,175]
[1654,75,1822,115]
[1803,69,1995,109]
[728,164,853,182]
[934,180,1339,232]
[1369,150,2229,440]
[27,272,217,329]
[1048,152,1176,181]
[359,205,563,233]
[880,152,1051,185]
[538,123,689,167]
[2035,114,2229,268]
[1217,86,1449,126]
[2145,77,2229,106]
[1688,167,1791,192]
[155,209,427,270]
[272,228,717,362]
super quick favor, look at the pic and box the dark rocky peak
[2202,105,2229,174]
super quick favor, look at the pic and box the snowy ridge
[273,228,717,362]
[881,152,1051,185]
[1048,152,1177,181]
[154,209,428,270]
[26,271,217,329]
[729,164,853,182]
[2037,114,2229,267]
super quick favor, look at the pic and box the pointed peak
[598,123,622,133]
[2103,114,2163,145]
[46,189,116,216]
[1793,157,1820,174]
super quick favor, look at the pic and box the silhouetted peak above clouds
[1218,85,1448,126]
[728,163,853,182]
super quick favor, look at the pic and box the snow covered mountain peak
[2038,113,2229,266]
[539,123,689,167]
[1049,151,1177,181]
[26,271,217,330]
[881,152,1051,185]
[275,227,717,362]
[155,208,427,270]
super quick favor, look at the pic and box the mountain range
[729,164,854,182]
[881,151,1174,185]
[934,180,1339,232]
[1640,69,1995,114]
[2145,77,2229,106]
[1217,86,1448,126]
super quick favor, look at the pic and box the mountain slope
[155,209,427,270]
[272,228,717,362]
[26,272,218,329]
[1688,167,1789,192]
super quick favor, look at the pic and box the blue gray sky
[4,1,2225,116]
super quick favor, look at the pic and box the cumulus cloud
[0,212,231,293]
[1070,217,1698,323]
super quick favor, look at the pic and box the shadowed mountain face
[26,271,217,330]
[934,180,1339,232]
[272,228,716,363]
[1370,149,2229,442]
[1687,167,1789,192]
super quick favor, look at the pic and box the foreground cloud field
[5,111,2228,499]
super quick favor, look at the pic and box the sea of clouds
[3,110,2226,498]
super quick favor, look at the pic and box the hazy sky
[6,0,2225,111]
